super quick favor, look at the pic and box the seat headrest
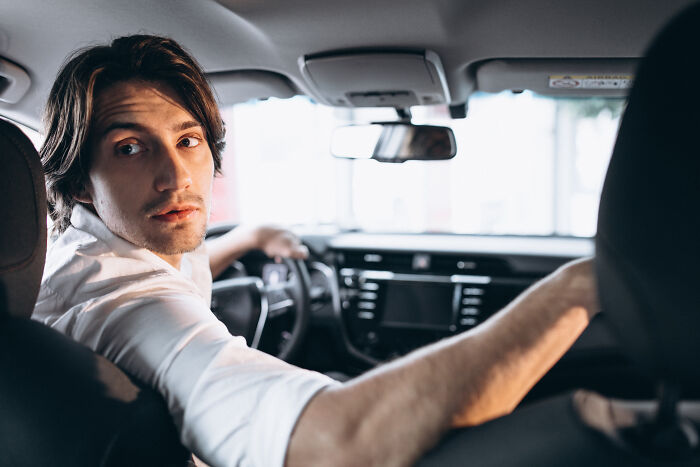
[0,119,47,318]
[596,3,700,388]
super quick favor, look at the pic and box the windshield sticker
[548,75,633,89]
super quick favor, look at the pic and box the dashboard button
[412,253,431,270]
[460,307,480,316]
[357,311,375,320]
[457,260,477,270]
[364,254,383,263]
[463,287,485,296]
[359,291,378,300]
[358,301,376,310]
[460,317,478,326]
[462,297,482,305]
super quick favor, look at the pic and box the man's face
[80,79,214,265]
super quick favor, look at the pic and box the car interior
[1,0,699,465]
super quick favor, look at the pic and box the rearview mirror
[331,122,456,162]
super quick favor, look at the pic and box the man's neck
[153,251,183,269]
[79,204,186,270]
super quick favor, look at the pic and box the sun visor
[475,59,638,97]
[299,51,450,107]
[0,57,31,104]
[207,70,297,106]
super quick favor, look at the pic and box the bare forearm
[206,228,257,279]
[207,225,309,279]
[450,259,595,425]
[286,259,597,466]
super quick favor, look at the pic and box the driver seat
[0,118,190,466]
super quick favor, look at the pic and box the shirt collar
[69,204,185,274]
[70,203,119,246]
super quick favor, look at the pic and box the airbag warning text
[548,75,633,89]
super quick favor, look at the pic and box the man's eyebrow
[172,120,203,132]
[99,121,145,138]
[97,120,203,139]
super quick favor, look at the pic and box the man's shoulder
[36,225,204,322]
[43,225,151,292]
[42,226,105,294]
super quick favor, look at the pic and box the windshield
[211,91,624,237]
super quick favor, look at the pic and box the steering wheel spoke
[266,299,294,318]
[262,282,293,316]
[264,258,311,360]
[209,254,311,362]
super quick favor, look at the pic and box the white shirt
[32,205,336,467]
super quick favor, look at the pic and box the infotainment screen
[380,281,455,330]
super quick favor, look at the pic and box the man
[33,35,598,467]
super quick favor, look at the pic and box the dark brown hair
[41,34,225,234]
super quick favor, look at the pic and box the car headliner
[0,0,695,129]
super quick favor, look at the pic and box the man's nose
[153,145,193,192]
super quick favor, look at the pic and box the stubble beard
[137,192,210,256]
[140,220,208,256]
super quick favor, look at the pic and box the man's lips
[150,205,199,222]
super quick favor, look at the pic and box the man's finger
[291,245,309,259]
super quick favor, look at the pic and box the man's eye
[180,137,201,148]
[117,143,144,156]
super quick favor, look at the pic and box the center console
[335,250,535,361]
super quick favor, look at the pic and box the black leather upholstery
[418,391,700,467]
[0,119,46,319]
[0,317,190,466]
[596,2,700,388]
[0,118,190,466]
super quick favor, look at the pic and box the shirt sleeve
[67,288,338,467]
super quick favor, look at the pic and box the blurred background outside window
[211,92,623,237]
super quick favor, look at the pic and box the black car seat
[0,118,190,466]
[419,3,700,466]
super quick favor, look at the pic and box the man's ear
[73,192,92,203]
[73,183,93,204]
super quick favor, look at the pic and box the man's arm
[206,225,309,279]
[287,258,598,467]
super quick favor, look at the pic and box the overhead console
[334,248,554,363]
[298,50,451,107]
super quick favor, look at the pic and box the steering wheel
[206,225,312,362]
[256,257,312,360]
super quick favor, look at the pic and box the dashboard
[336,254,532,362]
[212,230,641,397]
[304,233,599,366]
[207,226,645,393]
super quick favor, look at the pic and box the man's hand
[206,224,308,279]
[249,225,309,262]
